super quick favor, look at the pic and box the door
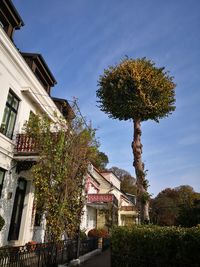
[8,178,27,241]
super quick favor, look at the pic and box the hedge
[111,225,200,267]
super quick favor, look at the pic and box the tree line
[150,185,200,227]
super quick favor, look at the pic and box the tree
[24,107,98,240]
[177,199,200,227]
[150,185,200,226]
[150,188,179,225]
[97,57,176,222]
[120,175,137,195]
[109,166,137,195]
[91,151,109,170]
[176,185,200,227]
[109,166,132,180]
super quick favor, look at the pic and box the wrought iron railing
[0,238,98,267]
[15,134,38,154]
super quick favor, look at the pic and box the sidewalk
[80,249,111,267]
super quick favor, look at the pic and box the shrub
[88,228,109,238]
[80,230,87,240]
[0,215,5,231]
[111,225,200,267]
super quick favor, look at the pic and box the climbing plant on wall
[24,105,99,240]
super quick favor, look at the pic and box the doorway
[8,178,27,241]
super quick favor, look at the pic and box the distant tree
[177,199,200,227]
[97,57,176,222]
[150,188,179,225]
[175,185,197,207]
[109,166,132,180]
[109,166,137,195]
[150,185,200,226]
[176,186,200,227]
[91,151,109,170]
[121,175,137,195]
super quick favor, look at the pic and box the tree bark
[132,119,150,223]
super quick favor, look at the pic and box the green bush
[111,225,200,267]
[79,230,87,240]
[0,215,5,231]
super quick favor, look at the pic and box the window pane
[0,169,5,198]
[1,90,19,139]
[7,93,13,105]
[0,170,4,185]
[12,97,19,110]
[1,106,10,134]
[6,110,16,138]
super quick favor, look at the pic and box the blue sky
[13,0,200,196]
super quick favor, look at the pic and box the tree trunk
[132,119,150,223]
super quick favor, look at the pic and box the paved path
[80,249,111,267]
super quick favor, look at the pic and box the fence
[0,238,98,267]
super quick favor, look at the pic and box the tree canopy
[97,57,176,122]
[150,185,200,226]
[91,151,109,170]
[120,175,137,195]
[109,166,133,180]
[109,166,137,195]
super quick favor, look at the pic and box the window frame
[1,89,20,139]
[0,168,6,198]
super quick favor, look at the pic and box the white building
[0,0,72,247]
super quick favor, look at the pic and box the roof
[87,173,100,186]
[21,53,57,86]
[0,0,24,29]
[52,97,75,120]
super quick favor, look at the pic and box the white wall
[0,27,61,246]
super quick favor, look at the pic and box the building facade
[0,0,72,247]
[81,165,138,233]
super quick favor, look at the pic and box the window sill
[0,132,15,146]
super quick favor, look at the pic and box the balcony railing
[87,194,118,207]
[15,134,38,154]
[120,206,136,211]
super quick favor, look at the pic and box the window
[0,168,5,198]
[0,90,19,139]
[34,210,42,226]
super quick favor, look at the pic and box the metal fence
[0,238,98,267]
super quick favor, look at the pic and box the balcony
[119,205,137,218]
[87,194,118,208]
[120,206,136,211]
[14,134,38,157]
